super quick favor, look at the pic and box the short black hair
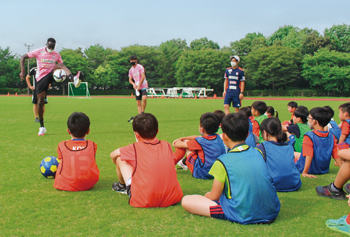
[47,38,56,44]
[310,107,332,127]
[266,106,278,118]
[323,106,334,118]
[129,55,137,61]
[260,117,287,143]
[239,106,252,117]
[287,101,298,108]
[294,106,309,123]
[213,110,225,123]
[339,102,350,115]
[200,112,220,135]
[67,112,90,138]
[252,101,267,115]
[222,113,248,142]
[132,113,158,139]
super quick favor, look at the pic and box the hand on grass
[302,173,317,178]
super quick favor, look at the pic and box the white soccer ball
[53,69,67,82]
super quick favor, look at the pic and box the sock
[39,119,44,128]
[330,182,342,192]
[174,148,186,164]
[182,158,187,165]
[346,214,350,225]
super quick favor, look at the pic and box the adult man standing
[222,55,245,114]
[20,38,82,135]
[128,56,148,114]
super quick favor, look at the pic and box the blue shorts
[224,94,241,108]
[210,201,228,221]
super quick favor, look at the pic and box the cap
[230,55,240,62]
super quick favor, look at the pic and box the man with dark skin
[20,38,82,135]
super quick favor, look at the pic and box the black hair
[287,101,298,108]
[67,112,90,138]
[132,113,158,139]
[200,112,220,135]
[294,106,309,124]
[221,113,249,142]
[339,102,350,115]
[47,38,56,44]
[310,107,332,127]
[260,117,287,143]
[323,106,334,118]
[213,110,225,123]
[239,106,252,117]
[129,55,137,61]
[266,106,278,118]
[252,101,267,115]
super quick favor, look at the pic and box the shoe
[35,118,39,123]
[326,215,350,235]
[128,116,134,123]
[177,159,188,170]
[112,182,127,194]
[73,71,83,88]
[344,183,350,194]
[316,184,347,200]
[38,127,47,136]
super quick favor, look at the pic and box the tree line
[1,24,349,95]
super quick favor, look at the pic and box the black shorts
[136,89,148,101]
[32,89,48,104]
[36,70,54,94]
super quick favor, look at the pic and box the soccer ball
[40,156,60,179]
[53,69,67,82]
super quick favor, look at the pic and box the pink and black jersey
[129,64,148,90]
[27,47,63,82]
[224,67,245,96]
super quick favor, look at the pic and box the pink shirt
[128,64,148,89]
[27,47,63,82]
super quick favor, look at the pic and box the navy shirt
[224,67,245,96]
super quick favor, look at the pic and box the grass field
[0,96,348,236]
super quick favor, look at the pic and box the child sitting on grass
[337,102,350,150]
[323,106,341,142]
[283,106,311,152]
[251,101,268,144]
[213,109,225,136]
[110,113,183,208]
[266,106,278,118]
[294,107,341,178]
[54,112,99,191]
[282,101,298,125]
[173,112,226,179]
[256,117,301,192]
[181,113,280,224]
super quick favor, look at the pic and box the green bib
[294,123,311,152]
[255,114,268,143]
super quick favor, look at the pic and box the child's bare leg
[116,157,133,185]
[182,195,217,217]
[334,160,350,188]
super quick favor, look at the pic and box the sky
[1,0,350,56]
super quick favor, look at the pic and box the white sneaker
[38,127,47,136]
[177,159,188,170]
[74,71,82,88]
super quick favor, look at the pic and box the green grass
[0,96,347,236]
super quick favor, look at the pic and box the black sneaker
[316,184,347,200]
[112,182,127,194]
[126,185,131,197]
[128,116,134,123]
[35,118,39,123]
[344,183,350,194]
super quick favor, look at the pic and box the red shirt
[341,121,350,136]
[302,130,339,159]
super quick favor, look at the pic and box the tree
[175,49,231,94]
[301,29,337,55]
[244,46,303,90]
[190,37,220,51]
[266,25,296,46]
[302,48,350,92]
[230,32,266,56]
[84,44,113,72]
[324,24,350,53]
[0,47,24,90]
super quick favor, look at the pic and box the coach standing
[129,55,148,114]
[222,55,245,114]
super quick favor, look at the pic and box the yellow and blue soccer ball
[40,156,60,179]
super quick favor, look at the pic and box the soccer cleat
[316,184,347,200]
[112,182,127,194]
[38,127,47,136]
[35,118,39,123]
[73,71,83,88]
[326,215,350,236]
[128,116,134,123]
[344,183,350,194]
[177,159,188,170]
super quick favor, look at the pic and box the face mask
[231,62,237,67]
[130,62,136,65]
[46,48,54,53]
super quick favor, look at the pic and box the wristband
[240,92,244,94]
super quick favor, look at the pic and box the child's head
[309,107,332,127]
[251,101,267,116]
[132,113,158,139]
[287,101,298,113]
[67,112,90,138]
[260,117,287,143]
[222,113,249,142]
[323,106,334,118]
[200,112,221,135]
[293,106,309,124]
[266,106,278,118]
[213,110,225,124]
[339,102,350,121]
[239,106,252,118]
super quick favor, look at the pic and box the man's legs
[33,104,38,119]
[37,91,46,127]
[234,107,239,113]
[136,100,142,114]
[182,195,217,217]
[141,95,147,113]
[224,104,230,115]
